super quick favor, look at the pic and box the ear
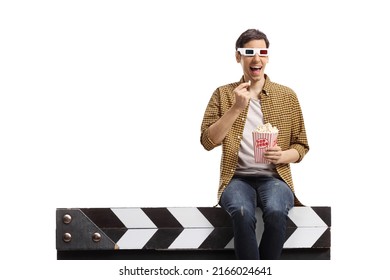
[235,51,241,63]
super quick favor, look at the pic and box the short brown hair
[235,29,270,49]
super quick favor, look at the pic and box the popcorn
[255,123,279,133]
[252,123,278,164]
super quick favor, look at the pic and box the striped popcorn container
[252,132,278,163]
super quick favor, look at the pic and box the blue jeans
[220,175,294,260]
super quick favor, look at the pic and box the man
[200,29,309,260]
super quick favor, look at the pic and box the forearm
[208,106,242,145]
[280,148,300,164]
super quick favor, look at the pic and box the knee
[229,205,257,225]
[262,189,293,218]
[263,208,288,227]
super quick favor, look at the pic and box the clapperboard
[56,207,331,251]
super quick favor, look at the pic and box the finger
[266,146,281,152]
[264,151,281,158]
[236,81,251,91]
[243,80,251,88]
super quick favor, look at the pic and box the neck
[248,76,265,99]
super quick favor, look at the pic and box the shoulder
[265,78,296,96]
[264,77,299,103]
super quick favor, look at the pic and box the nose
[253,53,262,61]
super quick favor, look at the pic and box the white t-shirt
[234,98,278,177]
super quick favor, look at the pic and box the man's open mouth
[250,66,262,71]
[250,66,262,74]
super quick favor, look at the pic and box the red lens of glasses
[259,49,268,55]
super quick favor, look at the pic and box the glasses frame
[237,48,269,57]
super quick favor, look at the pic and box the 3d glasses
[237,48,269,57]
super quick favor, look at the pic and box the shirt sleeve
[289,92,309,162]
[200,89,222,151]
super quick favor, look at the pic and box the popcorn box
[252,132,278,163]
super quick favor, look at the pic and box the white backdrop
[1,0,389,279]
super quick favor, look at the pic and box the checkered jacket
[200,75,309,206]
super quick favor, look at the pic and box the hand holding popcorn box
[252,123,278,163]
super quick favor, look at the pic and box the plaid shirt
[200,75,309,206]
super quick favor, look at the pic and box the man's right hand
[232,81,251,112]
[207,81,251,145]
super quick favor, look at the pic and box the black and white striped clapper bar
[56,206,331,260]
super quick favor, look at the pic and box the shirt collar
[262,74,271,96]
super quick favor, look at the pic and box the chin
[251,76,263,82]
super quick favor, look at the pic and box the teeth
[251,66,261,69]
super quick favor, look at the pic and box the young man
[200,29,309,260]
